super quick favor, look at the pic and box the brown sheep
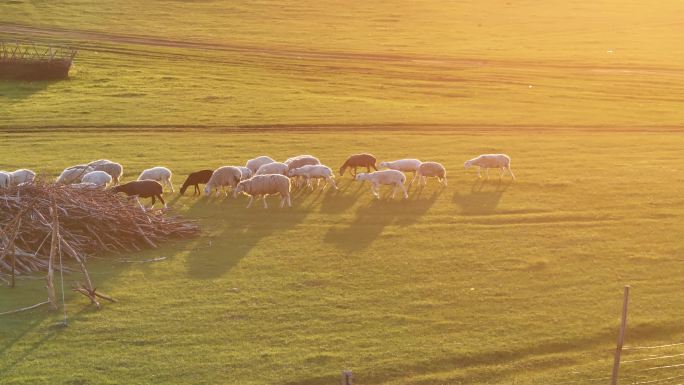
[339,153,377,177]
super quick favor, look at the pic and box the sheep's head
[355,173,368,181]
[203,185,211,196]
[378,161,388,169]
[179,184,188,195]
[233,182,246,198]
[464,160,473,169]
[287,169,297,177]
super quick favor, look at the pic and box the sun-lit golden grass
[1,1,683,383]
[1,0,684,129]
[1,131,683,384]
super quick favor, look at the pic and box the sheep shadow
[184,195,308,279]
[319,179,365,214]
[452,179,512,215]
[324,200,400,251]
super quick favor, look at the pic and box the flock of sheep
[0,153,515,209]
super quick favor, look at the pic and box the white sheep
[416,162,447,186]
[355,170,408,199]
[204,166,243,197]
[88,160,123,185]
[233,174,292,208]
[56,165,94,185]
[9,169,36,186]
[284,155,321,170]
[81,171,113,188]
[378,159,422,185]
[255,162,289,176]
[284,155,321,187]
[237,166,253,180]
[138,166,174,192]
[288,165,338,190]
[245,156,276,174]
[464,154,515,180]
[0,171,10,188]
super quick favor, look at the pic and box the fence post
[611,285,630,385]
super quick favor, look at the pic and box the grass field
[2,131,684,384]
[1,1,684,384]
[2,1,684,129]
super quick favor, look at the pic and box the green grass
[2,1,684,129]
[1,131,684,384]
[1,1,683,383]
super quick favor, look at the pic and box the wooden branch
[0,301,50,316]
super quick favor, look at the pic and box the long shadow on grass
[452,179,512,215]
[184,194,308,279]
[324,185,441,251]
[283,318,684,385]
[0,80,56,101]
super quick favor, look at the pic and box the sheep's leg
[150,195,156,209]
[443,176,448,186]
[500,168,505,179]
[158,194,167,209]
[372,183,380,199]
[477,167,482,178]
[391,184,397,199]
[485,168,490,180]
[308,177,314,190]
[262,194,269,209]
[507,166,516,180]
[366,166,370,173]
[409,172,418,186]
[401,183,409,199]
[287,193,292,207]
[246,196,254,208]
[135,197,146,212]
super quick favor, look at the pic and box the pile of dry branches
[0,182,199,308]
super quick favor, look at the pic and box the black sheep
[111,180,166,209]
[339,153,378,177]
[180,169,214,195]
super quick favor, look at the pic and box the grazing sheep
[180,169,214,195]
[111,180,166,209]
[237,166,253,180]
[0,171,10,188]
[416,161,447,186]
[9,169,36,186]
[378,159,421,185]
[233,174,292,208]
[56,165,94,185]
[284,155,321,187]
[88,160,124,185]
[288,165,338,190]
[255,162,289,176]
[204,166,243,197]
[138,166,174,192]
[355,170,408,199]
[340,153,377,177]
[464,154,515,180]
[245,156,276,174]
[284,155,321,171]
[81,171,113,188]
